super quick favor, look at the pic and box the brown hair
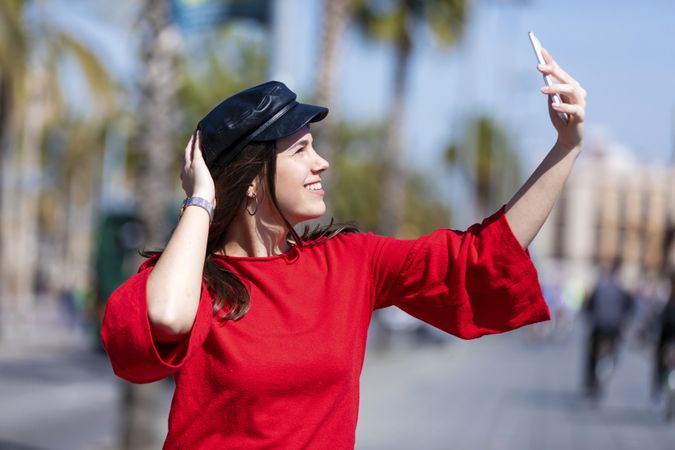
[143,130,358,323]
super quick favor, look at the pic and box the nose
[313,148,330,173]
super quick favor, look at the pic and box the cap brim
[253,102,328,142]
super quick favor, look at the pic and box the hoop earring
[246,195,259,216]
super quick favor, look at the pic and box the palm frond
[55,31,119,115]
[0,0,27,71]
[425,0,469,46]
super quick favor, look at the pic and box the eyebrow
[293,139,311,148]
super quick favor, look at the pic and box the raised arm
[146,132,216,340]
[505,48,586,249]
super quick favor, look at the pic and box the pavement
[1,316,675,450]
[358,321,675,450]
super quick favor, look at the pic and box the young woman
[102,49,586,449]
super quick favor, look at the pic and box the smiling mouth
[304,181,323,191]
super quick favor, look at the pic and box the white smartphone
[528,31,568,124]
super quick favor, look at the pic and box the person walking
[102,48,586,449]
[583,260,634,398]
[653,272,675,400]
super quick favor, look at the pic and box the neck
[221,208,294,257]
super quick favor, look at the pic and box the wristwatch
[180,197,214,222]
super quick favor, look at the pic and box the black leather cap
[197,81,328,169]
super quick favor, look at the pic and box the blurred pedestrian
[653,272,675,400]
[632,274,666,350]
[582,259,634,398]
[101,47,586,449]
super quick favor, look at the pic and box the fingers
[537,48,587,124]
[184,133,194,169]
[542,86,586,123]
[192,131,205,163]
[551,102,585,122]
[538,48,576,85]
[183,131,206,169]
[541,83,587,105]
[181,131,215,200]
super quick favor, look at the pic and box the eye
[294,146,306,154]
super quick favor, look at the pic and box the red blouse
[101,206,550,449]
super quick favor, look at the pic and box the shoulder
[302,231,390,259]
[306,231,420,269]
[305,230,376,250]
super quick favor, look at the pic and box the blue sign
[170,0,270,31]
[170,0,229,30]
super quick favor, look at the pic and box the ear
[247,180,258,198]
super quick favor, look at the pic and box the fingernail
[537,64,546,70]
[540,86,549,93]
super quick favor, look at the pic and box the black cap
[197,81,328,169]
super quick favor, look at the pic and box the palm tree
[445,115,521,218]
[177,24,267,131]
[331,120,451,233]
[0,0,28,337]
[136,0,181,249]
[0,0,117,341]
[119,1,182,448]
[312,0,353,196]
[0,0,26,149]
[351,0,469,236]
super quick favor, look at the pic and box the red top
[101,206,550,449]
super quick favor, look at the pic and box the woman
[102,49,585,449]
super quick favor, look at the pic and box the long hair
[143,130,358,323]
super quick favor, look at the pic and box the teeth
[305,182,322,191]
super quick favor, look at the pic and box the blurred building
[533,133,673,294]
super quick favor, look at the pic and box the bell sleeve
[371,206,550,339]
[101,255,213,383]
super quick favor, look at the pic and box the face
[270,126,329,225]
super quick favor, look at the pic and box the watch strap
[180,197,214,222]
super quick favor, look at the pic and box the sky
[271,0,675,225]
[56,0,675,162]
[47,0,675,224]
[325,0,675,171]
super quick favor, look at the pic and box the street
[1,318,674,450]
[358,321,675,450]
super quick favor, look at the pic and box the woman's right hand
[181,131,216,205]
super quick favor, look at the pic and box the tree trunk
[120,0,180,448]
[313,0,352,196]
[0,128,18,341]
[1,66,48,341]
[64,163,97,300]
[378,38,411,236]
[136,0,180,248]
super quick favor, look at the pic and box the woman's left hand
[538,48,586,151]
